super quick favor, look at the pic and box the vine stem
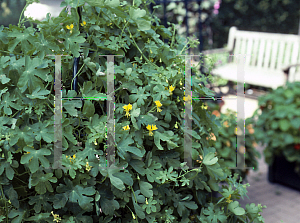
[18,3,29,28]
[126,28,159,69]
[130,186,138,204]
[129,186,139,222]
[126,205,139,223]
[46,99,55,113]
[145,106,156,115]
[120,19,130,39]
[101,10,158,70]
[71,63,85,91]
[0,185,8,222]
[179,41,190,55]
[170,23,176,49]
[0,50,23,56]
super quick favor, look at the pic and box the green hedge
[0,0,266,222]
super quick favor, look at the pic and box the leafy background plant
[0,0,266,222]
[204,102,261,181]
[253,81,300,175]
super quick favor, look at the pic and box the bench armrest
[283,63,300,83]
[202,48,230,55]
[283,63,300,74]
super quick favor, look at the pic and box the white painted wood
[245,38,253,67]
[227,26,237,52]
[284,42,293,67]
[276,41,285,70]
[205,27,300,88]
[270,40,279,70]
[263,40,272,69]
[233,37,242,63]
[241,38,247,56]
[251,38,259,67]
[257,39,265,68]
[289,41,300,78]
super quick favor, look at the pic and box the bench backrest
[227,27,300,76]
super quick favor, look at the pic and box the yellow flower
[123,103,132,118]
[123,125,130,131]
[66,24,74,33]
[146,198,148,204]
[86,162,92,172]
[125,111,130,118]
[183,95,192,102]
[150,49,152,54]
[146,124,158,136]
[206,132,216,141]
[73,154,76,159]
[196,155,203,163]
[252,141,258,147]
[247,124,255,134]
[201,104,208,109]
[132,212,136,220]
[223,121,229,128]
[80,21,87,26]
[51,211,62,223]
[94,138,97,145]
[154,100,162,107]
[169,85,175,95]
[154,100,162,112]
[226,194,233,203]
[123,103,132,111]
[225,140,231,147]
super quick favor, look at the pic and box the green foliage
[205,107,261,181]
[253,82,300,172]
[0,0,266,222]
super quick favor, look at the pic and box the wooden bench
[202,26,300,90]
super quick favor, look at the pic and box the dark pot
[268,152,300,191]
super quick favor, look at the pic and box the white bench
[202,26,300,90]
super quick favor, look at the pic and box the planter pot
[268,152,300,191]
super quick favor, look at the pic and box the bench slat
[257,39,265,68]
[263,40,272,69]
[245,39,253,67]
[276,41,285,70]
[241,37,247,56]
[270,40,279,70]
[289,41,300,77]
[284,42,293,67]
[251,38,259,67]
[233,37,242,63]
[204,26,300,88]
[235,31,300,42]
